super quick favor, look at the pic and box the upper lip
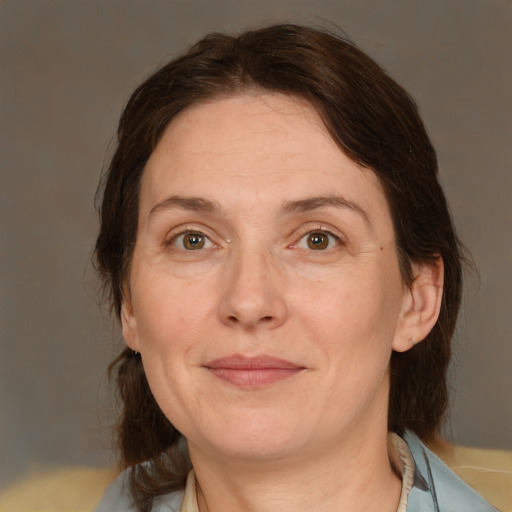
[204,355,304,370]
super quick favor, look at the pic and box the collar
[179,433,416,512]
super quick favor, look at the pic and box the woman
[94,24,498,512]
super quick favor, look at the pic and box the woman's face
[122,93,414,464]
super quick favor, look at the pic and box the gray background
[1,0,511,489]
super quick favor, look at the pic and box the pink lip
[204,355,305,387]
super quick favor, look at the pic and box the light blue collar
[404,431,499,511]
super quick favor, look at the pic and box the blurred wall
[1,0,511,488]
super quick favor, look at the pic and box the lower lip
[207,367,303,387]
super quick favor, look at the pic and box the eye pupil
[184,234,205,250]
[307,233,329,250]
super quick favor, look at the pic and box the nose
[218,248,288,331]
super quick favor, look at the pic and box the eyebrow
[149,193,369,224]
[149,195,223,217]
[280,195,369,224]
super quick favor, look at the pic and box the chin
[191,411,313,461]
[210,435,303,461]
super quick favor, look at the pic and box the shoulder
[94,468,184,512]
[404,431,500,512]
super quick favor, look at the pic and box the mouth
[204,355,305,388]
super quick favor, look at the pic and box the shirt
[95,431,499,512]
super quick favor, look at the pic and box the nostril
[227,314,274,325]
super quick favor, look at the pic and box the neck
[190,427,402,512]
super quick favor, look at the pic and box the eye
[296,230,340,251]
[170,232,215,251]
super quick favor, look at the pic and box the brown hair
[95,24,464,509]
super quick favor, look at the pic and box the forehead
[149,92,335,172]
[140,93,391,227]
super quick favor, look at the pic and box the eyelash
[292,228,342,251]
[165,230,216,251]
[164,227,343,252]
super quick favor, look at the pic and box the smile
[204,355,305,388]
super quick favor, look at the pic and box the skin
[122,93,443,512]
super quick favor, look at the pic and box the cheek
[130,274,214,426]
[292,258,403,375]
[295,272,401,341]
[130,268,216,361]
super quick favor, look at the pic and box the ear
[393,258,444,353]
[121,295,141,352]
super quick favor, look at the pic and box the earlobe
[393,258,444,353]
[121,299,140,352]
